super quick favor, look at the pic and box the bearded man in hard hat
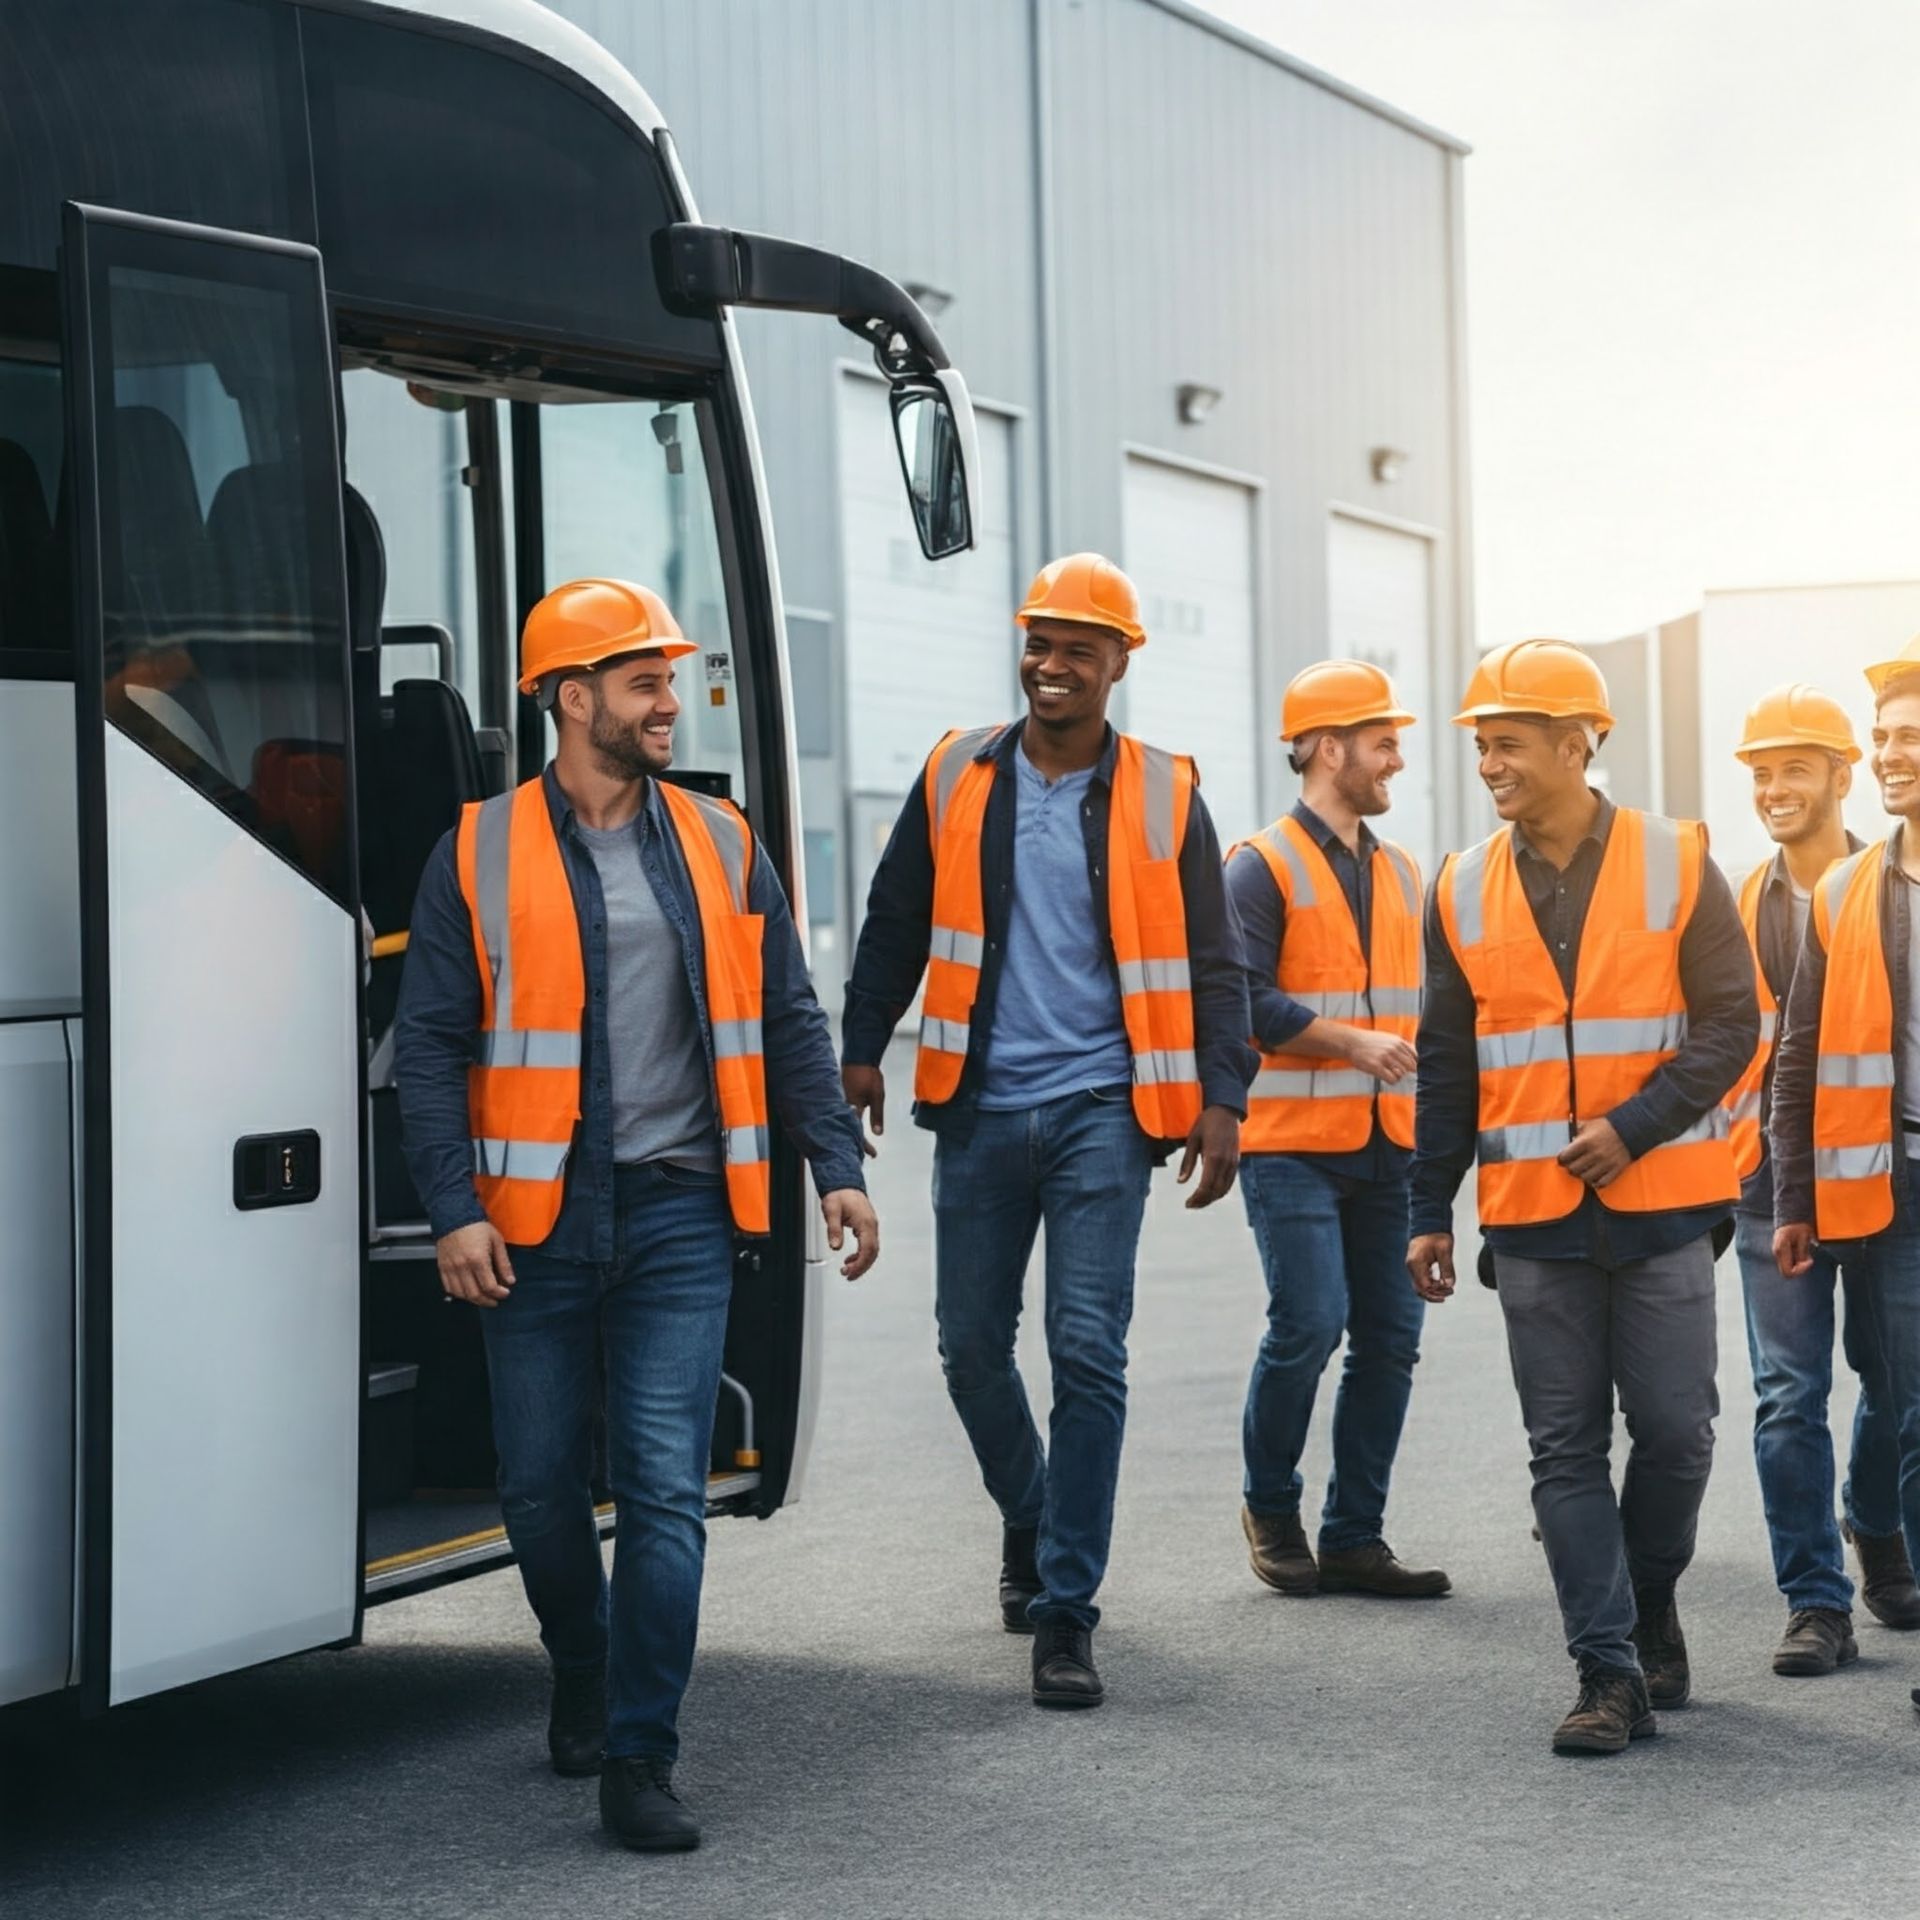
[1230,660,1450,1602]
[1771,635,1920,1724]
[1406,639,1757,1757]
[393,579,875,1853]
[1725,686,1920,1677]
[840,552,1252,1710]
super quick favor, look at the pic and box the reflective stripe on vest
[1811,845,1896,1239]
[1723,860,1779,1182]
[1239,818,1423,1155]
[911,725,1204,1140]
[457,776,770,1245]
[1435,807,1740,1224]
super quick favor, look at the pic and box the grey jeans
[1494,1237,1720,1677]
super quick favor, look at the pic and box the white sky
[1203,0,1920,649]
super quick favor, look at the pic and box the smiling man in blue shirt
[840,553,1252,1712]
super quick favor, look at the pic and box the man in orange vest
[1232,660,1450,1601]
[1726,686,1919,1678]
[393,579,875,1853]
[1771,637,1920,1722]
[840,553,1252,1710]
[1406,640,1757,1757]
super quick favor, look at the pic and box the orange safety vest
[1809,843,1896,1240]
[914,723,1204,1140]
[1239,816,1422,1154]
[1724,860,1779,1182]
[455,776,769,1245]
[1434,806,1740,1225]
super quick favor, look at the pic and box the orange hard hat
[1864,634,1920,700]
[517,577,697,696]
[1015,552,1146,649]
[1452,639,1615,740]
[1734,683,1860,763]
[1279,659,1417,742]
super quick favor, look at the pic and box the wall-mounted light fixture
[902,280,954,318]
[1370,445,1409,484]
[1177,382,1223,425]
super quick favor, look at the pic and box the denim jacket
[840,721,1255,1144]
[394,765,866,1260]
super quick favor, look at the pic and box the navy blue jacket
[1226,799,1410,1181]
[1410,794,1758,1265]
[394,765,866,1260]
[841,721,1255,1139]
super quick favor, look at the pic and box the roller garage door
[1121,457,1262,850]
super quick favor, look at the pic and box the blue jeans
[931,1087,1154,1629]
[1826,1161,1920,1581]
[1239,1153,1424,1549]
[480,1161,734,1762]
[1734,1209,1902,1612]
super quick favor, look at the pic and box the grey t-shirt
[574,817,721,1170]
[1787,879,1812,961]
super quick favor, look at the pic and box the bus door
[61,205,362,1706]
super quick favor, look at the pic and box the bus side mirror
[889,369,978,561]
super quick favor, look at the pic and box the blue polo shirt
[977,740,1134,1108]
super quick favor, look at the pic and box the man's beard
[588,689,665,781]
[1333,745,1391,817]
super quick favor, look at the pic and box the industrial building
[1588,580,1920,874]
[369,0,1476,1009]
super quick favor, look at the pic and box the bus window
[340,368,486,718]
[0,356,66,674]
[90,259,351,902]
[540,399,745,803]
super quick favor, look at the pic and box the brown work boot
[1844,1520,1920,1630]
[1316,1540,1451,1599]
[1242,1505,1317,1595]
[1631,1586,1691,1708]
[1552,1669,1657,1756]
[1773,1607,1860,1676]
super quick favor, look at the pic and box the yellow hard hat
[517,577,697,695]
[1734,683,1860,763]
[1015,552,1146,649]
[1864,634,1920,699]
[1279,659,1416,741]
[1453,639,1615,740]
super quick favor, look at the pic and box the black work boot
[600,1756,699,1852]
[1242,1505,1318,1595]
[1000,1523,1041,1633]
[1845,1519,1920,1630]
[1552,1668,1657,1756]
[1316,1540,1451,1599]
[1773,1607,1860,1676]
[1031,1619,1104,1709]
[548,1662,607,1777]
[1631,1586,1691,1708]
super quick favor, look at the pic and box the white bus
[0,0,977,1714]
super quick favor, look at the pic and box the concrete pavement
[7,1104,1920,1918]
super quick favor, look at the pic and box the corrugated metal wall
[543,0,1472,976]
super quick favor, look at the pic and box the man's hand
[1407,1232,1456,1303]
[1177,1105,1240,1209]
[1341,1027,1418,1086]
[1774,1222,1815,1278]
[823,1188,880,1279]
[1558,1118,1631,1188]
[843,1063,885,1158]
[437,1219,515,1307]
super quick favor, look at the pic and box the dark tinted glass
[0,0,298,272]
[0,356,69,674]
[304,11,720,365]
[83,231,351,903]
